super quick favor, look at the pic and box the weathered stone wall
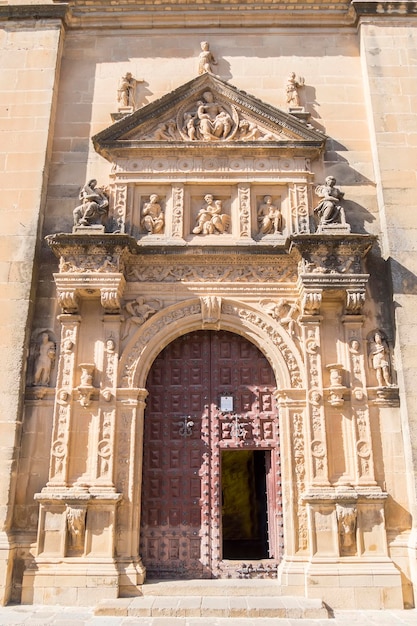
[359,17,417,601]
[0,7,65,604]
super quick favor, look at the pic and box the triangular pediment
[93,74,326,160]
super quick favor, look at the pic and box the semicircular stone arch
[118,297,305,390]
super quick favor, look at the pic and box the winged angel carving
[145,90,281,142]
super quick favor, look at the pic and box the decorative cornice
[0,4,68,21]
[51,0,357,28]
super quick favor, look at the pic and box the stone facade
[1,0,417,612]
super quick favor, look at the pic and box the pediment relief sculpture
[92,74,326,157]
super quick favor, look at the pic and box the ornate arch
[118,297,305,390]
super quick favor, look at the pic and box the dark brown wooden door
[140,331,282,579]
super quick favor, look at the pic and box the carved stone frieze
[126,256,297,284]
[112,155,313,176]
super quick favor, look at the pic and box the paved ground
[0,605,417,626]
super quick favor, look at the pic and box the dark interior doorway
[221,450,269,560]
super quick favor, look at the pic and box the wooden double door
[140,330,283,578]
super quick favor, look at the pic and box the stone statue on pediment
[198,41,217,76]
[285,72,304,109]
[117,72,138,109]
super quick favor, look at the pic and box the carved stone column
[115,388,148,593]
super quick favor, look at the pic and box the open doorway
[221,450,269,560]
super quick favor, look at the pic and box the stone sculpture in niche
[141,194,165,234]
[257,195,283,235]
[66,506,86,556]
[117,72,139,109]
[33,332,56,386]
[73,179,109,229]
[368,332,393,387]
[313,176,345,230]
[193,194,230,235]
[336,504,357,556]
[198,41,217,75]
[285,71,304,109]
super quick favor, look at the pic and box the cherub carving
[261,298,299,337]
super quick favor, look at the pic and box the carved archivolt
[119,299,305,390]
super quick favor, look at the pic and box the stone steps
[95,595,329,619]
[96,579,330,619]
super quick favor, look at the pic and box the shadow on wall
[389,258,417,296]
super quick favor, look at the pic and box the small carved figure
[198,41,217,75]
[73,179,109,228]
[238,119,262,141]
[121,297,161,340]
[285,71,304,108]
[257,195,283,235]
[193,194,230,235]
[152,121,178,141]
[117,72,137,108]
[336,504,357,554]
[66,506,86,554]
[314,176,345,228]
[33,332,56,386]
[369,332,393,387]
[142,194,165,234]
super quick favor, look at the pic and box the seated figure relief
[141,194,165,234]
[193,194,230,235]
[313,176,346,229]
[257,195,283,235]
[181,91,236,142]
